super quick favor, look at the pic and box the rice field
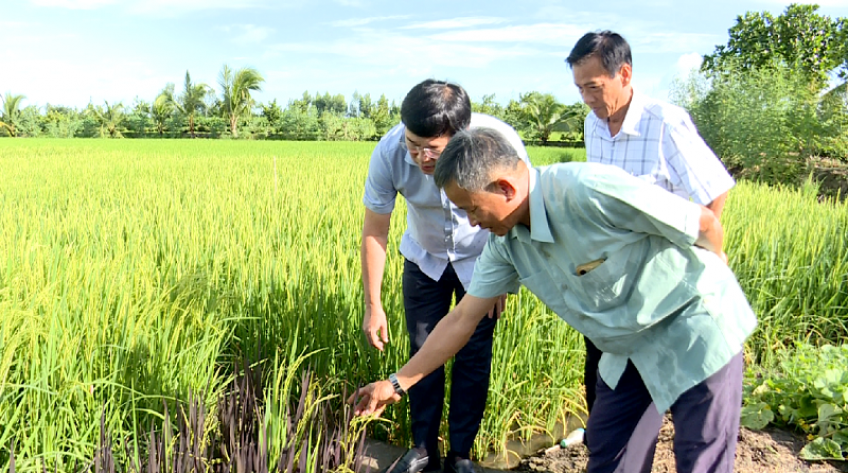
[0,139,846,471]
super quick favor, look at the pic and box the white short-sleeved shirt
[584,90,734,205]
[363,113,530,288]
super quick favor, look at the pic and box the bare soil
[512,416,848,473]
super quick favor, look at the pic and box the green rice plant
[0,139,844,471]
[722,178,848,366]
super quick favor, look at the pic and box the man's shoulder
[539,162,632,191]
[380,122,406,146]
[373,123,406,158]
[637,94,691,128]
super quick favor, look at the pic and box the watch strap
[388,373,405,396]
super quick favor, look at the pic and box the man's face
[444,181,515,236]
[404,129,452,175]
[571,55,631,120]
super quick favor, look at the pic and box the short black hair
[565,31,632,76]
[400,79,472,138]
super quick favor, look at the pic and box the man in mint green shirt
[352,128,757,473]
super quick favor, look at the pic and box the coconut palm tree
[167,71,210,138]
[86,100,126,138]
[151,84,175,136]
[0,93,26,137]
[519,92,581,145]
[219,65,264,138]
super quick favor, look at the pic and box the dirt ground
[512,416,848,473]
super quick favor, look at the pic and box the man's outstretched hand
[348,380,401,417]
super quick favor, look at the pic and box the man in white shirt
[361,79,530,473]
[566,29,736,461]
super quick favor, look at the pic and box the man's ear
[619,63,632,87]
[495,178,517,200]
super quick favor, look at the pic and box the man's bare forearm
[395,295,496,390]
[361,209,392,308]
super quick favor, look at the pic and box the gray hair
[433,128,521,191]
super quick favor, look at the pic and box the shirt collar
[619,88,645,137]
[511,167,554,244]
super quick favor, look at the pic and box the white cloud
[128,0,272,15]
[630,32,723,54]
[675,52,703,74]
[0,51,176,107]
[221,24,275,45]
[270,28,539,70]
[753,0,848,7]
[28,0,116,8]
[330,15,411,27]
[401,17,506,30]
[28,0,284,15]
[426,23,585,47]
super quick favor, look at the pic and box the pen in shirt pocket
[576,258,605,276]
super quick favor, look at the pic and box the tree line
[678,3,848,185]
[0,63,587,145]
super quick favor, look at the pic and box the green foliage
[166,71,211,138]
[722,179,848,364]
[0,92,26,137]
[471,94,505,120]
[672,60,848,184]
[516,92,582,145]
[703,3,848,85]
[743,344,848,460]
[150,85,174,137]
[14,105,42,138]
[85,100,127,138]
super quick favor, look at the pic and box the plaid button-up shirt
[584,90,734,205]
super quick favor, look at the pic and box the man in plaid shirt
[566,29,736,459]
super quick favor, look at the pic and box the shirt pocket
[573,248,635,313]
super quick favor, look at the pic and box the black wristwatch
[388,373,406,397]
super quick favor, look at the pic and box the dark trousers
[402,259,497,459]
[585,352,744,473]
[584,335,603,414]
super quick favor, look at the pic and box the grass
[0,139,845,470]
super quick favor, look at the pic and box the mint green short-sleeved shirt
[468,163,757,412]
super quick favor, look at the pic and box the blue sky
[3,0,848,110]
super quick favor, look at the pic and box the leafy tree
[702,4,848,87]
[358,93,374,119]
[0,92,26,137]
[313,92,347,116]
[86,100,127,138]
[132,97,151,116]
[167,71,211,138]
[260,99,283,132]
[371,94,394,137]
[281,106,320,140]
[219,65,264,138]
[42,104,83,138]
[290,91,313,114]
[472,93,505,120]
[502,99,525,131]
[518,92,579,145]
